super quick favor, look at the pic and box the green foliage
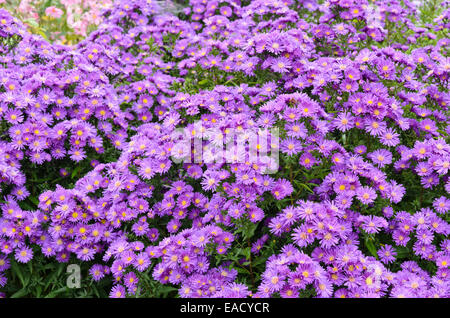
[4,256,112,298]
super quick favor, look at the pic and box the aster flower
[299,152,317,169]
[124,271,138,290]
[360,215,387,234]
[434,157,450,175]
[90,264,106,282]
[271,179,293,200]
[378,245,397,264]
[15,246,33,263]
[110,284,126,298]
[5,109,24,124]
[201,172,220,191]
[380,128,400,147]
[280,138,302,156]
[433,196,450,214]
[285,121,307,139]
[334,112,354,131]
[356,186,377,205]
[365,119,387,136]
[69,148,87,162]
[271,57,291,73]
[368,149,393,168]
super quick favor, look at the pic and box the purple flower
[356,186,377,205]
[378,245,397,264]
[368,149,393,168]
[109,284,126,298]
[15,246,33,263]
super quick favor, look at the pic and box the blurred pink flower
[45,6,64,19]
[60,0,79,5]
[72,20,88,36]
[3,0,112,42]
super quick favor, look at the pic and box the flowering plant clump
[0,0,449,298]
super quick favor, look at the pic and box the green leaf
[252,256,267,267]
[241,222,258,240]
[396,246,410,259]
[11,261,26,287]
[10,288,29,298]
[29,196,39,206]
[44,270,60,290]
[198,79,210,87]
[71,165,82,179]
[36,285,42,298]
[28,262,33,275]
[297,182,314,193]
[365,238,378,259]
[92,285,100,298]
[241,247,251,260]
[235,267,250,275]
[23,18,39,28]
[156,286,178,297]
[19,202,34,211]
[45,287,68,298]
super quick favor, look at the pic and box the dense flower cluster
[0,0,449,298]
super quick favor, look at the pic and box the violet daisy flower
[15,246,33,263]
[109,284,126,298]
[368,149,392,168]
[378,245,397,264]
[356,186,377,205]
